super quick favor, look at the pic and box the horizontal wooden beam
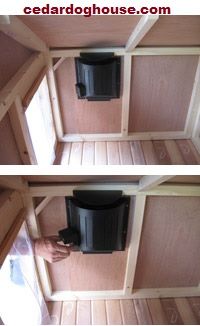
[139,175,175,191]
[0,15,47,51]
[61,131,186,142]
[0,176,28,191]
[0,53,45,122]
[50,47,200,58]
[126,15,159,52]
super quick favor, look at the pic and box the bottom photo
[0,175,200,325]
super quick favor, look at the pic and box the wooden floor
[54,139,200,165]
[47,297,200,325]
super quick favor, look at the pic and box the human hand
[33,236,72,263]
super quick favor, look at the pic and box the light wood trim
[46,57,64,140]
[132,287,200,298]
[22,67,47,110]
[143,184,200,196]
[35,197,53,216]
[124,195,146,295]
[14,96,37,164]
[139,176,174,191]
[0,176,28,191]
[22,193,52,298]
[0,15,10,24]
[0,208,26,267]
[184,57,200,136]
[126,15,159,52]
[0,53,45,122]
[50,47,125,58]
[53,58,66,71]
[62,131,186,142]
[0,15,47,51]
[121,55,132,136]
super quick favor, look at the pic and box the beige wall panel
[129,56,198,132]
[39,197,128,291]
[0,32,33,90]
[0,114,22,165]
[133,196,200,289]
[19,16,141,48]
[56,58,122,134]
[139,16,200,46]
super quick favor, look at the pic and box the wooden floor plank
[164,140,185,164]
[141,141,158,165]
[134,299,152,325]
[47,301,63,325]
[59,143,72,165]
[119,142,133,165]
[95,142,107,165]
[106,300,123,325]
[188,297,200,324]
[130,141,146,164]
[53,143,65,165]
[153,140,172,165]
[61,301,76,325]
[120,299,138,325]
[176,140,198,164]
[107,142,120,165]
[69,142,83,165]
[147,299,168,325]
[161,299,183,325]
[91,300,107,325]
[76,301,91,325]
[188,140,200,164]
[82,142,95,165]
[175,298,198,325]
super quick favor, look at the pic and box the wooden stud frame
[27,180,200,301]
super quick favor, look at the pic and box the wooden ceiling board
[18,16,141,48]
[139,16,200,46]
[128,55,199,132]
[38,197,128,291]
[23,175,142,183]
[133,196,200,289]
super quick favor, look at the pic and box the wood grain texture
[95,142,107,165]
[69,142,83,165]
[139,16,200,46]
[19,16,141,48]
[61,301,77,325]
[0,32,32,90]
[107,142,120,165]
[119,141,133,165]
[77,301,91,325]
[147,299,168,325]
[133,196,200,289]
[153,141,171,165]
[39,197,128,291]
[91,300,107,325]
[82,142,95,165]
[175,298,198,324]
[129,56,199,132]
[55,58,122,134]
[161,299,183,325]
[176,140,199,164]
[106,300,123,325]
[47,301,63,325]
[188,297,200,324]
[120,299,138,324]
[134,299,152,324]
[130,141,145,164]
[141,141,158,164]
[0,114,22,165]
[164,140,185,165]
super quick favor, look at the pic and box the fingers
[53,242,71,253]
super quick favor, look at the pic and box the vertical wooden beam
[121,54,132,136]
[126,15,159,52]
[0,15,10,24]
[124,195,146,295]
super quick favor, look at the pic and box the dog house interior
[0,175,200,324]
[0,15,200,165]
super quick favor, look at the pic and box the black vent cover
[75,53,121,101]
[59,191,129,254]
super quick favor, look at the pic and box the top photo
[0,15,200,165]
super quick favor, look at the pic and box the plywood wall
[0,114,22,165]
[0,32,33,90]
[55,58,123,134]
[128,56,199,132]
[38,197,128,291]
[133,196,200,289]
